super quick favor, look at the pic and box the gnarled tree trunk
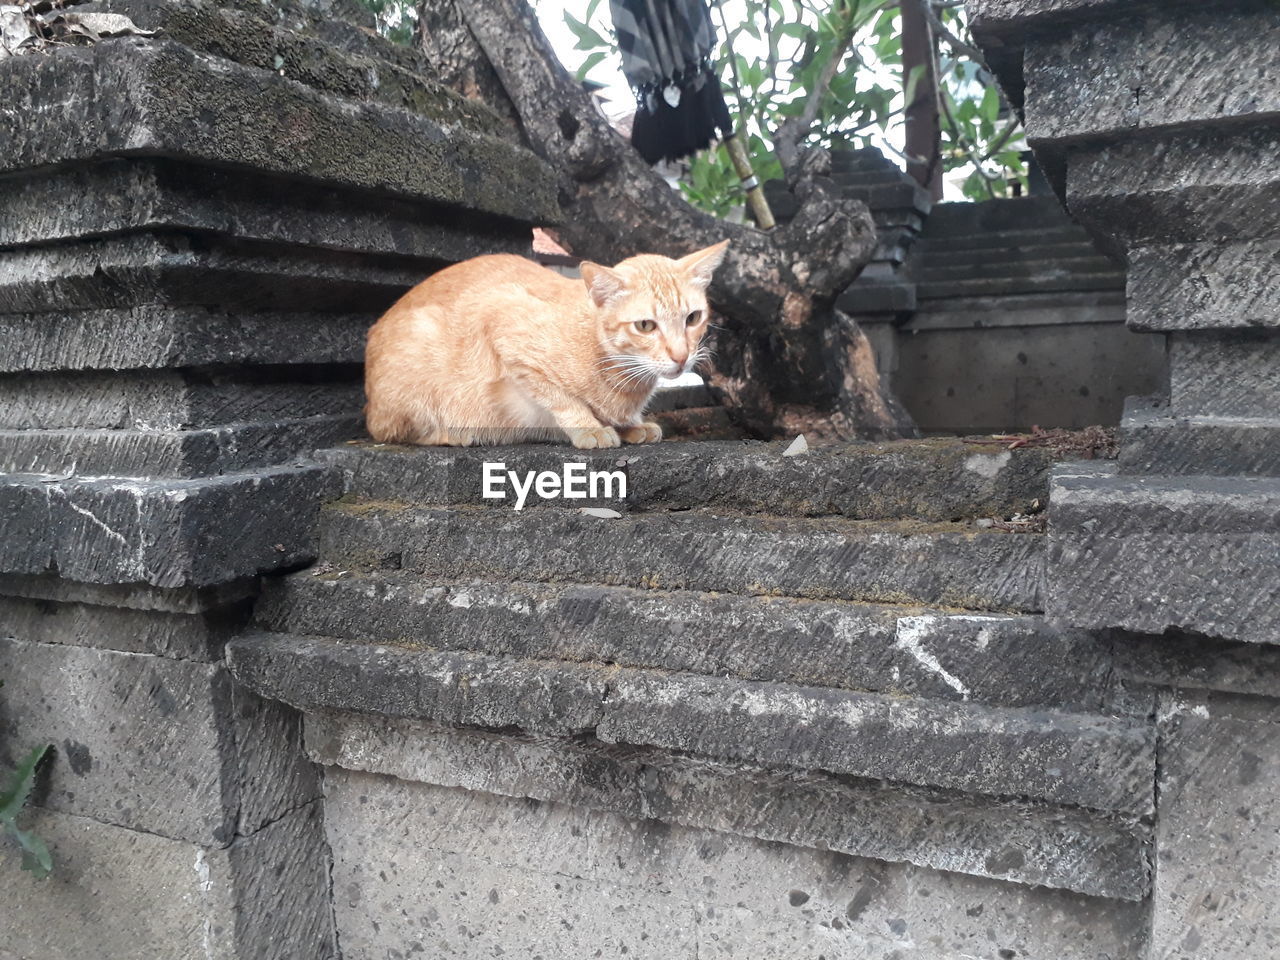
[421,0,915,440]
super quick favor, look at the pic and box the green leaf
[0,744,49,822]
[563,11,607,51]
[584,0,605,20]
[575,51,608,82]
[14,825,52,879]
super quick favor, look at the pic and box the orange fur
[364,241,729,449]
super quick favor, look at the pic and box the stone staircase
[229,438,1156,909]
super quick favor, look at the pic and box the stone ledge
[1022,11,1280,143]
[1127,240,1280,331]
[258,573,1114,712]
[0,38,559,223]
[0,233,427,315]
[0,370,361,431]
[0,464,336,588]
[318,504,1047,611]
[306,712,1152,900]
[1168,333,1280,418]
[1118,408,1280,477]
[0,306,366,374]
[321,437,1060,522]
[85,0,509,136]
[227,632,1155,814]
[0,158,535,259]
[0,416,362,477]
[1047,466,1280,644]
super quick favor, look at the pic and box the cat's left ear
[677,239,731,290]
[580,262,629,308]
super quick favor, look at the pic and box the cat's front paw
[620,421,663,444]
[568,426,621,449]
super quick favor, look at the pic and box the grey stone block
[0,38,558,222]
[0,417,362,477]
[597,671,1155,814]
[260,573,1114,711]
[1118,407,1280,477]
[318,503,1047,611]
[321,769,1149,960]
[323,436,1062,521]
[1024,11,1280,141]
[308,712,1152,899]
[0,370,360,431]
[232,632,1153,811]
[1128,240,1280,331]
[1047,468,1280,644]
[0,571,257,616]
[0,232,424,314]
[226,632,610,736]
[1067,126,1280,246]
[0,464,335,588]
[1168,333,1280,417]
[0,802,336,960]
[83,0,509,136]
[0,637,235,842]
[0,305,366,374]
[0,592,247,661]
[1111,630,1280,700]
[917,271,1124,301]
[1151,709,1280,960]
[0,158,533,259]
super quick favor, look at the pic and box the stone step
[912,289,1127,316]
[1118,404,1280,477]
[651,405,742,441]
[258,573,1112,712]
[922,198,1075,236]
[1047,464,1280,645]
[226,632,1155,816]
[917,271,1126,301]
[306,711,1152,901]
[1167,333,1280,419]
[916,255,1119,282]
[319,437,1058,521]
[0,416,362,478]
[916,225,1087,252]
[919,240,1103,268]
[0,232,421,315]
[316,504,1046,611]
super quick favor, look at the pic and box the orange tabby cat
[364,240,729,449]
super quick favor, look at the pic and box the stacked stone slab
[0,1,555,955]
[230,438,1155,957]
[970,0,1280,955]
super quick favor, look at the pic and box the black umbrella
[610,0,775,227]
[609,0,733,163]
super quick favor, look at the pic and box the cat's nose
[669,348,689,369]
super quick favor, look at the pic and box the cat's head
[580,240,730,383]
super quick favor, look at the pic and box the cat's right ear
[580,262,628,308]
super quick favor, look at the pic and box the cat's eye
[686,311,703,327]
[635,319,657,333]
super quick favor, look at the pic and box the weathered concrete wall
[971,1,1280,957]
[0,0,555,955]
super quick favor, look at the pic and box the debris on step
[579,507,623,519]
[963,424,1118,459]
[782,434,809,457]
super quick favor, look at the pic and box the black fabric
[610,0,733,164]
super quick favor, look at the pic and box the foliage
[561,0,1027,212]
[352,0,418,45]
[1,742,53,879]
